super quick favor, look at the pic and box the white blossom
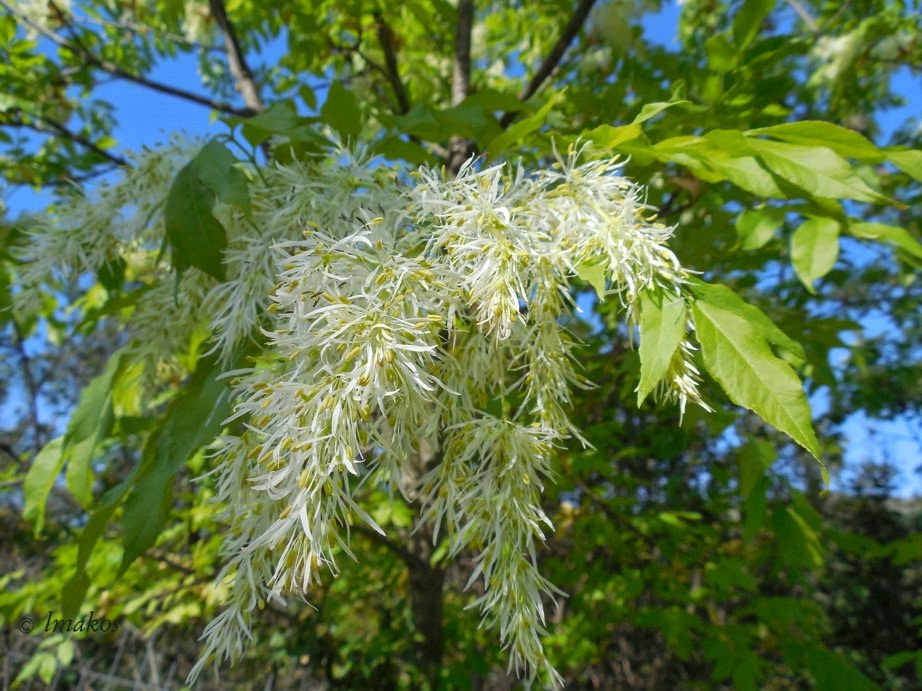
[16,136,711,686]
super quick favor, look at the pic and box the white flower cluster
[16,136,707,684]
[14,135,228,395]
[192,144,708,685]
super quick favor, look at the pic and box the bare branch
[0,0,253,117]
[447,0,476,174]
[450,0,474,107]
[207,0,265,113]
[499,0,598,128]
[374,12,411,115]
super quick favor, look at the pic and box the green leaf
[738,438,776,498]
[23,436,65,535]
[63,351,124,508]
[849,221,922,259]
[632,100,690,124]
[585,123,643,150]
[390,103,443,141]
[748,121,883,162]
[773,506,823,569]
[461,88,524,113]
[486,91,562,154]
[887,148,922,181]
[882,651,918,672]
[743,476,769,544]
[321,81,362,139]
[656,131,785,197]
[805,648,879,690]
[689,282,805,362]
[119,354,232,572]
[97,254,126,292]
[637,290,686,406]
[435,103,501,145]
[732,0,775,51]
[61,480,129,617]
[164,144,237,281]
[19,651,54,685]
[746,138,893,205]
[238,101,300,146]
[373,135,436,165]
[191,140,251,214]
[690,284,819,458]
[575,261,607,300]
[735,207,785,250]
[299,84,317,110]
[706,33,736,73]
[790,216,840,293]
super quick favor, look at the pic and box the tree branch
[447,0,476,174]
[499,0,598,128]
[0,442,25,468]
[373,12,410,115]
[0,0,253,117]
[787,0,818,32]
[451,0,474,107]
[7,112,130,167]
[573,479,652,543]
[352,522,423,568]
[207,0,265,113]
[10,319,43,450]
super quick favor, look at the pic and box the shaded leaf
[637,290,686,406]
[320,81,361,139]
[119,354,233,572]
[63,351,124,508]
[487,91,562,154]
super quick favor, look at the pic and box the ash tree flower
[15,135,709,686]
[191,143,709,686]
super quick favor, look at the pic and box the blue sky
[4,1,920,495]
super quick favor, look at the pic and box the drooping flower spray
[191,144,708,684]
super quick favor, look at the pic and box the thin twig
[499,0,598,128]
[573,479,652,542]
[7,112,130,167]
[352,522,423,568]
[69,12,224,53]
[0,442,25,467]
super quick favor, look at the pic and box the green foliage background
[1,0,920,688]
